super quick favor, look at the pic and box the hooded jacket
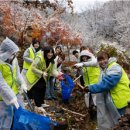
[89,57,130,109]
[89,57,123,129]
[0,37,25,104]
[80,50,100,86]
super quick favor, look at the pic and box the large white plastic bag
[84,92,90,108]
[84,92,95,108]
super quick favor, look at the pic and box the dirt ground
[25,87,97,130]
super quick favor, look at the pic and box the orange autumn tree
[0,1,16,37]
[40,17,82,61]
[42,17,82,46]
[0,0,82,50]
[0,1,42,44]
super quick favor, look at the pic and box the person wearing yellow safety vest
[25,46,63,112]
[0,37,27,129]
[82,51,100,108]
[85,51,130,130]
[74,50,100,121]
[79,50,100,86]
[21,38,41,78]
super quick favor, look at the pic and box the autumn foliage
[42,18,82,46]
[0,0,82,47]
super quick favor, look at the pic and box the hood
[80,50,94,58]
[108,57,117,65]
[0,37,19,61]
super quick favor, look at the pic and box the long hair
[43,46,55,67]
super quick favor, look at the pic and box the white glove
[10,97,19,109]
[43,72,48,77]
[74,63,83,67]
[21,84,27,93]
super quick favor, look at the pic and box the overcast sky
[72,0,110,12]
[48,0,110,13]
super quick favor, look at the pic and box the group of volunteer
[0,31,130,130]
[74,47,130,130]
[0,33,64,129]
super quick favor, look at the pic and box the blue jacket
[89,57,121,93]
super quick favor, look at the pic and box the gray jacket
[96,58,121,130]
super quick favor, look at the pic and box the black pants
[80,76,84,86]
[27,77,46,107]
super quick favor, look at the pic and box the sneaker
[42,104,50,108]
[24,102,28,106]
[35,106,47,115]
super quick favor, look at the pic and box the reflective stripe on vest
[26,51,45,85]
[0,59,19,100]
[26,51,54,87]
[23,48,35,69]
[109,62,130,109]
[83,66,100,86]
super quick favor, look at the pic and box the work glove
[9,97,19,109]
[74,63,83,68]
[20,84,27,93]
[43,72,48,77]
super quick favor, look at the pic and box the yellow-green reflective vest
[26,51,53,86]
[83,66,100,86]
[0,59,19,100]
[109,62,130,109]
[23,48,35,69]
